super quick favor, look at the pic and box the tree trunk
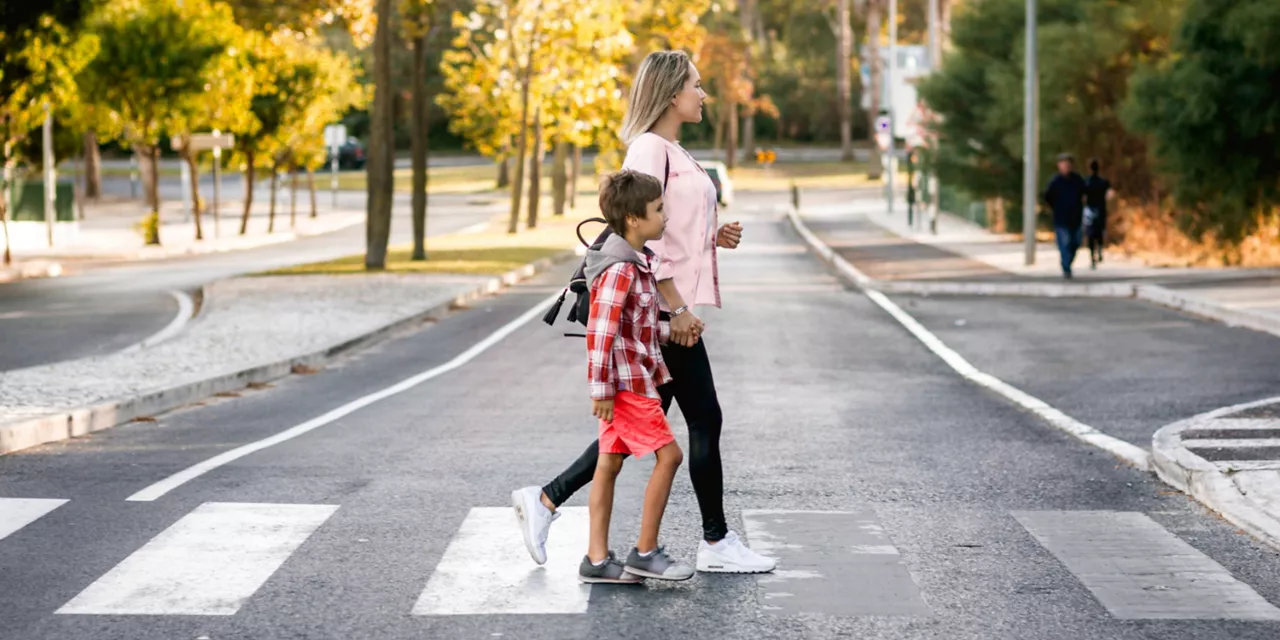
[308,167,317,218]
[142,144,162,245]
[184,150,204,240]
[239,147,255,235]
[2,159,12,265]
[526,107,543,230]
[365,0,396,269]
[552,138,568,216]
[509,73,533,234]
[713,107,725,157]
[496,155,510,189]
[569,146,581,210]
[289,164,298,229]
[268,165,278,233]
[83,131,101,200]
[837,0,854,162]
[138,148,157,209]
[411,31,429,261]
[742,114,755,164]
[866,0,883,177]
[727,101,740,170]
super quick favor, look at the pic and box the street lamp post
[887,0,898,215]
[928,0,940,234]
[212,129,222,238]
[1022,0,1038,265]
[42,104,55,248]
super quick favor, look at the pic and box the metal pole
[928,0,941,234]
[180,154,191,222]
[330,151,338,210]
[130,154,138,200]
[887,0,898,215]
[213,146,222,238]
[43,104,55,247]
[1022,0,1038,265]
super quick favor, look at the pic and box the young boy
[578,170,693,584]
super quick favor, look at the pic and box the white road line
[1014,510,1280,620]
[864,289,1151,471]
[126,291,562,502]
[120,290,195,353]
[786,206,1151,471]
[57,502,336,616]
[413,507,590,615]
[0,498,68,542]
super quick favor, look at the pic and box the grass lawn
[729,161,880,191]
[261,208,598,276]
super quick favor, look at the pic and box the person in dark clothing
[1042,153,1088,279]
[1083,158,1111,269]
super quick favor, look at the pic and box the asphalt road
[2,201,1279,639]
[0,191,505,371]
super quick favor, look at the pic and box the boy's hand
[717,222,743,249]
[593,399,615,422]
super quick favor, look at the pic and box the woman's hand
[669,311,705,348]
[717,222,743,249]
[593,399,614,423]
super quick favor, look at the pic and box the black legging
[542,337,727,541]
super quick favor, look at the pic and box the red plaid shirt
[587,252,672,400]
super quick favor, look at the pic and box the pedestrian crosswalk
[3,497,1279,621]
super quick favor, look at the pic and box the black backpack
[542,154,669,333]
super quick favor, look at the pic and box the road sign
[171,133,235,152]
[875,115,893,151]
[325,124,347,149]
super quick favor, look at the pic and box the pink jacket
[623,133,720,311]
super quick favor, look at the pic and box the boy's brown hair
[599,170,663,236]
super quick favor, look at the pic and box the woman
[511,50,775,574]
[1084,158,1112,269]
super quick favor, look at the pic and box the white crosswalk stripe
[414,506,591,615]
[0,497,68,542]
[57,502,337,616]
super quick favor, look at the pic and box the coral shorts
[599,391,674,457]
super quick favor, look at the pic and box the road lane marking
[57,502,336,615]
[413,506,590,615]
[0,498,68,541]
[126,291,562,502]
[742,509,931,617]
[1014,510,1280,620]
[120,290,195,353]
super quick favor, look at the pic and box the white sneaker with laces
[512,486,559,565]
[696,530,777,573]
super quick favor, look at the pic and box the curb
[0,250,575,456]
[1151,397,1280,553]
[785,208,1280,339]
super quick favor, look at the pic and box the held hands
[669,310,705,348]
[717,222,743,249]
[593,399,615,423]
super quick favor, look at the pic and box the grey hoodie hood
[584,233,653,286]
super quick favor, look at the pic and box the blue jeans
[1055,226,1082,275]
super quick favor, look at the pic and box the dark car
[326,138,366,170]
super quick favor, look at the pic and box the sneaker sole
[696,564,776,574]
[579,575,645,585]
[510,490,546,566]
[623,566,695,581]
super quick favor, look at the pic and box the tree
[864,0,882,176]
[81,0,229,245]
[366,0,395,268]
[402,0,441,260]
[835,0,854,161]
[1125,0,1280,247]
[917,0,1176,231]
[1,10,98,264]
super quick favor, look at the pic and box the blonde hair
[619,51,692,144]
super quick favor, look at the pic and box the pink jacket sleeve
[622,135,682,285]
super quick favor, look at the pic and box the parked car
[698,160,734,207]
[326,137,366,170]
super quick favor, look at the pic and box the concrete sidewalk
[798,196,1280,334]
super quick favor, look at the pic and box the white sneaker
[511,486,559,565]
[696,530,777,574]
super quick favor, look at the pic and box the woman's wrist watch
[671,305,689,317]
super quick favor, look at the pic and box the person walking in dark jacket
[1084,158,1111,269]
[1042,153,1088,279]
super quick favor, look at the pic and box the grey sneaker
[624,546,695,581]
[579,551,644,585]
